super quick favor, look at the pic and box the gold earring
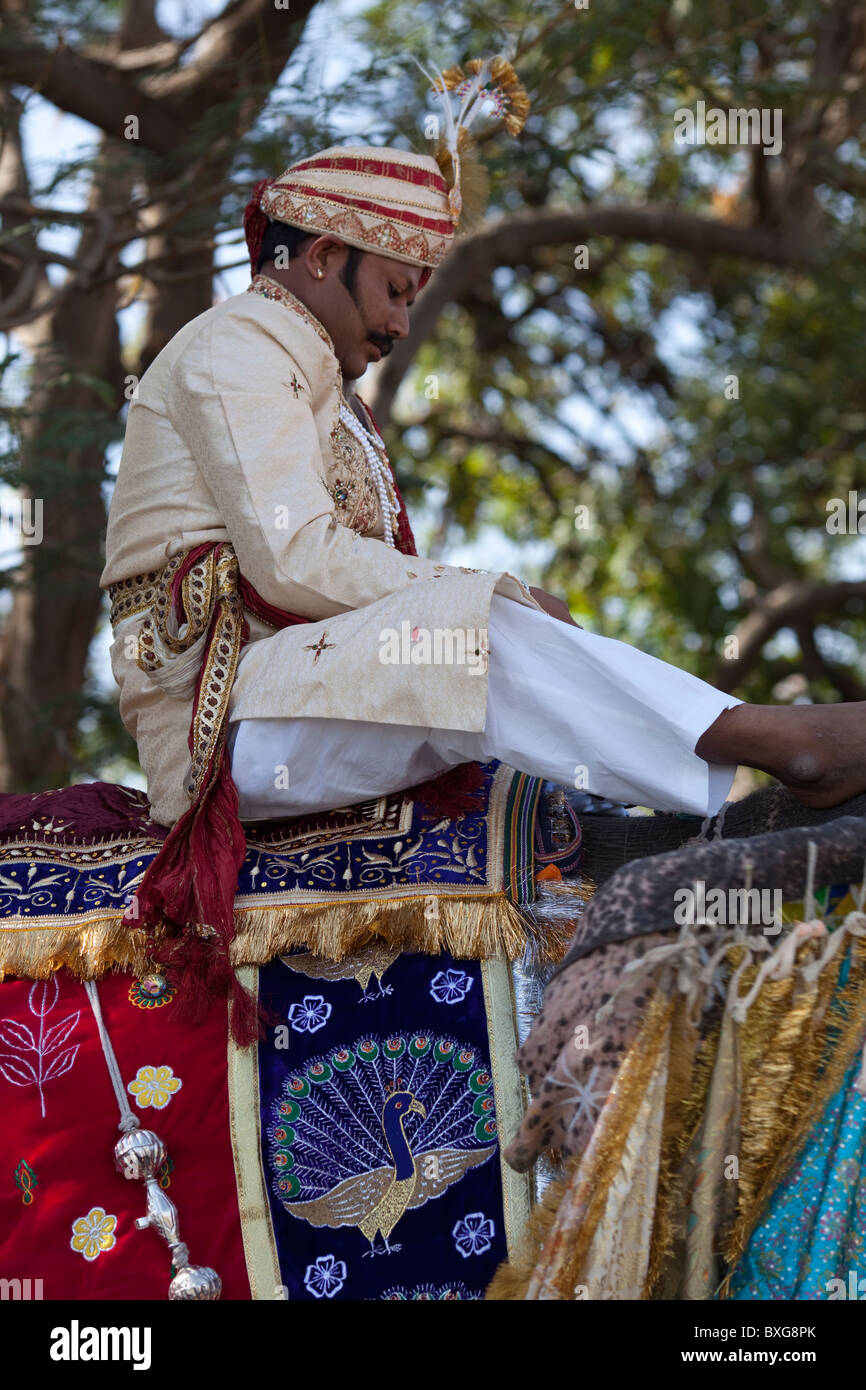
[316,269,325,279]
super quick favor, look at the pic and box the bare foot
[695,702,866,809]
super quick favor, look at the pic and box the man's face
[292,239,422,381]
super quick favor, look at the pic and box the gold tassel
[426,53,531,232]
[433,128,489,231]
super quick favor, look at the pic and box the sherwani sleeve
[166,302,533,619]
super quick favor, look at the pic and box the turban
[243,145,458,290]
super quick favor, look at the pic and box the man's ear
[303,235,349,280]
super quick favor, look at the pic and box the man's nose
[385,305,410,340]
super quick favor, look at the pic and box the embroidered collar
[247,273,336,355]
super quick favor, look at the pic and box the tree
[0,0,320,789]
[1,0,864,794]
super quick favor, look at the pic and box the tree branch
[0,0,319,153]
[714,578,866,689]
[369,202,818,421]
[0,34,182,151]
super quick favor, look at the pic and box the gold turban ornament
[415,54,532,230]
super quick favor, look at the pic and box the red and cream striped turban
[243,146,456,289]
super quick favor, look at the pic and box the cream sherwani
[99,278,543,827]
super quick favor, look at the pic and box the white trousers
[227,594,742,822]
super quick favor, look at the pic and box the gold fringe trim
[539,992,674,1299]
[531,875,596,908]
[489,992,674,1300]
[643,994,705,1297]
[0,920,150,982]
[488,930,866,1302]
[236,891,562,964]
[486,1164,577,1301]
[0,889,566,982]
[720,934,866,1284]
[733,972,819,1222]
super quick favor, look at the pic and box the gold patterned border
[482,956,533,1259]
[247,273,336,353]
[258,190,450,268]
[227,965,283,1300]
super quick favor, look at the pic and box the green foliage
[356,0,866,697]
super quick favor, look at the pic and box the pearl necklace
[339,398,400,546]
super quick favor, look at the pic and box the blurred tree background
[1,0,865,795]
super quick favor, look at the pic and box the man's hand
[529,586,583,628]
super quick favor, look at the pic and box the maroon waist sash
[111,482,484,1044]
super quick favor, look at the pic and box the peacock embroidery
[267,1033,497,1256]
[280,940,400,1003]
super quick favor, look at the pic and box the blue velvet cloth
[257,951,508,1300]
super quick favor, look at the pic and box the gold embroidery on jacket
[327,415,381,535]
[246,274,335,353]
[247,272,387,539]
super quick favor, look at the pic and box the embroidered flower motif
[452,1212,495,1258]
[303,1253,347,1299]
[303,632,336,664]
[14,1158,37,1206]
[127,1064,183,1110]
[70,1206,117,1261]
[0,976,80,1118]
[128,973,175,1010]
[157,1157,175,1190]
[288,995,332,1034]
[429,969,474,1005]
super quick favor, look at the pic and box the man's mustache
[368,333,393,355]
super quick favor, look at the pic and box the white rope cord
[695,813,713,841]
[83,979,139,1134]
[727,920,827,1024]
[713,800,732,840]
[595,921,706,1025]
[803,838,818,924]
[800,909,866,985]
[694,798,732,843]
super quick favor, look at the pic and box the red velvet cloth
[0,969,249,1299]
[0,781,164,842]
